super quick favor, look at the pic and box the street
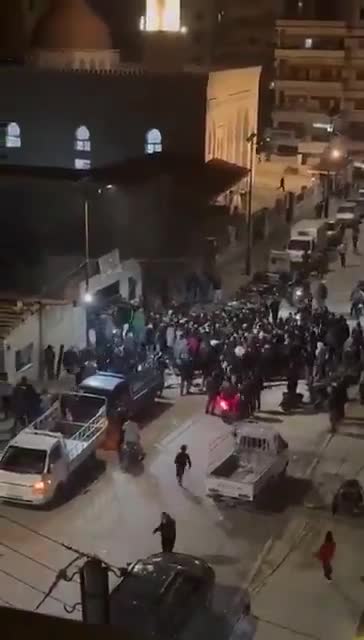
[1,211,364,639]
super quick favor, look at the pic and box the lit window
[75,125,91,152]
[75,158,91,170]
[145,128,162,154]
[5,122,21,148]
[304,38,313,49]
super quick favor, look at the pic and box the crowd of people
[141,289,363,431]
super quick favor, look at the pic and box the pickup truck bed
[208,452,284,501]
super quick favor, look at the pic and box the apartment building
[272,0,364,161]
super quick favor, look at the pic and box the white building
[0,250,143,386]
[0,299,86,385]
[272,5,364,162]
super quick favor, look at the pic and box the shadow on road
[255,475,313,513]
[139,400,174,428]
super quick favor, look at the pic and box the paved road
[0,214,364,638]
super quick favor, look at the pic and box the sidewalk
[253,515,364,640]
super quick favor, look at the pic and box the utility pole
[245,132,257,276]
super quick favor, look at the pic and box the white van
[335,202,360,227]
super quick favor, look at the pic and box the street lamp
[323,148,341,219]
[245,132,257,276]
[82,183,115,295]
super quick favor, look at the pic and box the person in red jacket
[315,531,336,581]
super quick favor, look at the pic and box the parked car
[110,553,215,640]
[79,366,164,418]
[326,219,343,247]
[335,202,361,228]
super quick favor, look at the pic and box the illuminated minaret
[145,0,181,32]
[142,0,187,69]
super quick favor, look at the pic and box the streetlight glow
[331,148,341,159]
[84,291,93,304]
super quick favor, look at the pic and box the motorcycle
[120,441,145,472]
[280,391,304,413]
[332,479,364,516]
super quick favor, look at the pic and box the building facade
[272,0,364,161]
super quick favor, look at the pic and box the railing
[63,405,106,461]
[31,403,59,432]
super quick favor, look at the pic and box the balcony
[272,106,334,125]
[275,79,342,94]
[276,20,346,37]
[275,48,345,60]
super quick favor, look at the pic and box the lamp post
[324,148,341,219]
[245,132,257,276]
[81,183,115,302]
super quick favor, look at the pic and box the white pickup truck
[206,424,289,503]
[0,393,107,507]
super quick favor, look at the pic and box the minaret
[142,0,187,69]
[146,0,181,32]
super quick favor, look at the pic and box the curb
[248,519,309,596]
[245,537,274,589]
[304,432,334,479]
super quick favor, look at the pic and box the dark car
[79,365,164,418]
[110,553,215,640]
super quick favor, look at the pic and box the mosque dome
[31,0,113,50]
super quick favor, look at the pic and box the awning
[0,155,249,199]
[202,159,249,199]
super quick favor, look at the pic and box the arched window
[6,122,21,148]
[145,128,162,154]
[75,125,91,152]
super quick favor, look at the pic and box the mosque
[0,0,261,290]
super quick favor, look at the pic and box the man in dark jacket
[205,370,222,414]
[153,512,176,552]
[174,445,192,486]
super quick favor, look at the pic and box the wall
[205,66,261,205]
[80,259,143,301]
[0,66,207,169]
[4,303,86,385]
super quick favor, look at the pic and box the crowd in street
[3,273,364,437]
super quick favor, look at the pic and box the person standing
[315,531,336,581]
[338,240,347,268]
[153,512,176,552]
[269,295,281,325]
[205,370,221,415]
[174,445,192,486]
[44,345,56,381]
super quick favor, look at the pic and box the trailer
[0,393,107,507]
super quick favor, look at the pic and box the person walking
[153,512,176,552]
[352,226,360,253]
[315,531,336,581]
[174,445,192,486]
[278,176,285,192]
[338,240,347,268]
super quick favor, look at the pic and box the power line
[0,512,122,613]
[0,512,120,572]
[0,565,77,612]
[0,540,79,582]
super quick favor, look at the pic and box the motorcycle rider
[350,284,364,319]
[121,419,145,461]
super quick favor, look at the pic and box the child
[315,531,336,581]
